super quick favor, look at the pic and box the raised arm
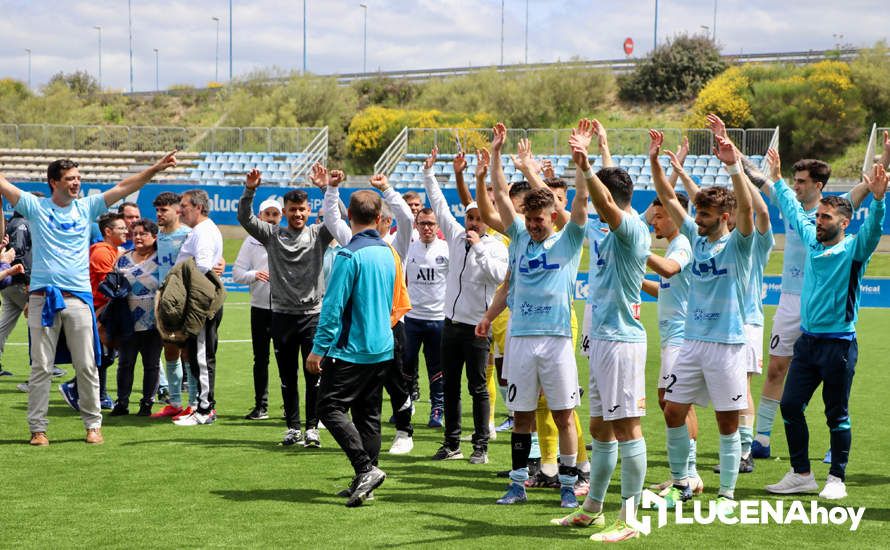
[668,149,700,201]
[881,130,890,171]
[667,136,689,188]
[0,175,22,207]
[373,175,414,259]
[474,148,506,234]
[854,163,887,261]
[649,130,690,229]
[647,253,683,279]
[641,278,660,298]
[104,151,177,206]
[310,163,353,245]
[237,169,274,244]
[571,119,624,230]
[570,153,589,227]
[491,124,518,232]
[716,135,753,237]
[511,138,546,190]
[593,119,614,168]
[454,152,472,207]
[422,147,464,240]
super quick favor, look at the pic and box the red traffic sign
[623,37,634,56]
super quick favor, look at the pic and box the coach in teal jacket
[766,164,885,500]
[307,189,396,507]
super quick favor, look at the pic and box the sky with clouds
[0,0,885,92]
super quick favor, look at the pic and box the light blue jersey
[587,211,651,343]
[773,180,884,335]
[14,192,108,293]
[771,188,849,295]
[743,228,775,327]
[657,234,692,347]
[680,217,753,345]
[507,218,584,337]
[157,225,191,281]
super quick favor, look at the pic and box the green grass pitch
[1,295,888,548]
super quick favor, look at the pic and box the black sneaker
[109,403,130,416]
[136,403,152,417]
[432,445,463,460]
[336,477,375,500]
[346,466,386,507]
[469,448,489,464]
[245,407,269,420]
[156,387,170,405]
[713,454,755,474]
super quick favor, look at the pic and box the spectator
[233,198,282,421]
[109,219,162,417]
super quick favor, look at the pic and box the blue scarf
[37,286,103,367]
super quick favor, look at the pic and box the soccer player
[307,190,398,508]
[238,169,333,445]
[765,158,886,500]
[640,192,704,496]
[150,191,194,419]
[0,152,177,445]
[233,198,282,421]
[552,120,652,543]
[173,189,224,426]
[649,128,754,515]
[480,121,587,509]
[423,146,509,464]
[673,132,775,475]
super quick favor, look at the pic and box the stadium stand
[0,125,329,186]
[376,127,771,190]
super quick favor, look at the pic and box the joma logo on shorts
[693,309,720,321]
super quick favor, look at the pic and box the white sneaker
[765,468,819,494]
[819,474,847,500]
[389,430,414,455]
[173,410,216,426]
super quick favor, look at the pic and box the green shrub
[619,34,726,103]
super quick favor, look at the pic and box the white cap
[259,198,282,213]
[465,201,478,212]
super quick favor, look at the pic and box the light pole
[524,0,528,64]
[94,26,102,90]
[712,0,717,42]
[128,0,135,93]
[228,0,233,81]
[212,16,220,82]
[499,0,504,65]
[24,49,31,90]
[153,48,159,91]
[359,3,367,73]
[653,0,659,51]
[302,0,307,74]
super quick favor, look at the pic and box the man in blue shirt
[307,190,397,508]
[650,128,755,515]
[0,152,177,446]
[765,160,886,500]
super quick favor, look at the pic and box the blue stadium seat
[631,156,645,167]
[701,175,716,185]
[705,166,719,176]
[262,155,274,164]
[691,166,706,176]
[189,169,201,180]
[708,157,722,167]
[627,166,642,176]
[695,157,709,167]
[209,162,221,171]
[557,156,570,167]
[715,175,730,185]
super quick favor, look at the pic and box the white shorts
[744,324,764,374]
[769,293,802,357]
[667,339,748,412]
[580,302,592,358]
[506,335,579,412]
[588,339,647,421]
[657,344,683,389]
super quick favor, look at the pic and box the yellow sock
[536,394,559,466]
[486,359,497,425]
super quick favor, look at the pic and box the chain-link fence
[0,124,318,153]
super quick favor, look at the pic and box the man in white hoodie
[423,147,509,464]
[233,198,282,421]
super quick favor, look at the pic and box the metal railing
[289,127,329,184]
[0,124,324,153]
[375,126,778,173]
[374,126,408,176]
